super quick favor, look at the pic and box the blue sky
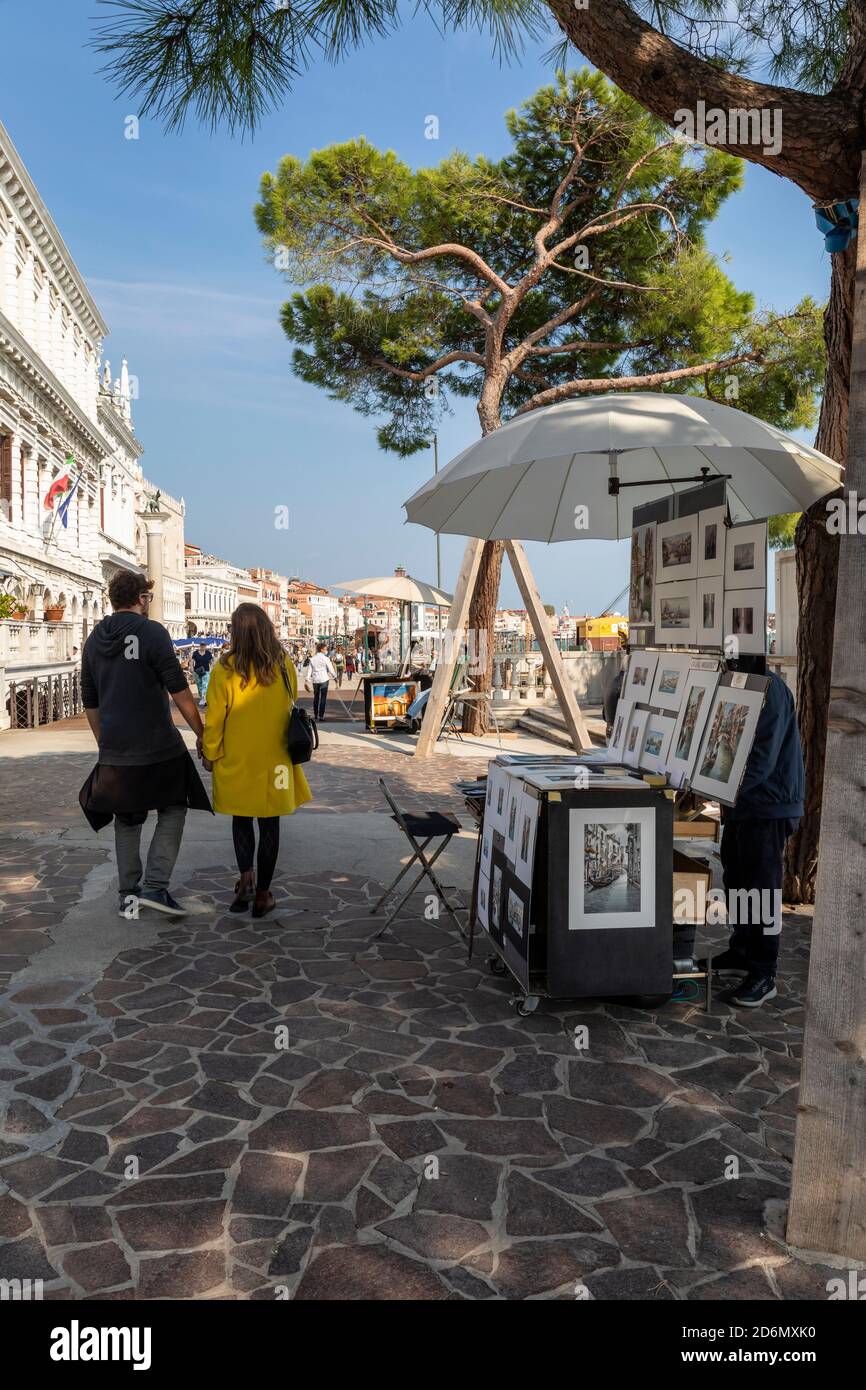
[1,0,832,611]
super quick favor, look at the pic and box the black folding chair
[371,778,466,936]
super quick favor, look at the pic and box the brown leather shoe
[252,889,275,920]
[230,870,254,914]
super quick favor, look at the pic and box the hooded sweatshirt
[81,612,188,766]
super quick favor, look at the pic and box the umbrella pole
[505,541,591,751]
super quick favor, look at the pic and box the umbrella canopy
[403,393,842,541]
[334,574,453,605]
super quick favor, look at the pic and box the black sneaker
[726,974,777,1008]
[138,889,187,917]
[696,947,749,977]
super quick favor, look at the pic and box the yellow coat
[203,657,312,818]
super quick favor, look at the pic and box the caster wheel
[514,995,539,1017]
[632,992,672,1009]
[487,954,508,977]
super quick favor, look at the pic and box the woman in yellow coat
[201,603,311,918]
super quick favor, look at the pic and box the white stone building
[0,119,185,726]
[184,545,262,636]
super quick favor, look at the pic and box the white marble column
[138,509,170,623]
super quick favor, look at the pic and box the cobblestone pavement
[0,722,856,1300]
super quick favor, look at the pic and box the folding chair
[371,778,466,936]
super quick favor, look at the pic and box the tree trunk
[463,539,504,735]
[783,242,854,901]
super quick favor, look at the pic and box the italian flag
[43,457,76,511]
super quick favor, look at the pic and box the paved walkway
[0,712,859,1300]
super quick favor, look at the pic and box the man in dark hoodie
[79,570,211,918]
[698,655,804,1009]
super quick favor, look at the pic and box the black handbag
[279,661,318,765]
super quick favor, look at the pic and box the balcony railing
[6,668,83,728]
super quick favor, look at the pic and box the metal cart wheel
[512,994,539,1016]
[487,954,508,977]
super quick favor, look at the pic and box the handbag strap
[279,659,295,711]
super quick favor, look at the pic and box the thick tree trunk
[463,539,504,735]
[784,242,854,901]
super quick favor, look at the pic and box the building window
[0,434,12,518]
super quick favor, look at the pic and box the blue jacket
[728,672,804,820]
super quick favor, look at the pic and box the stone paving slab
[1,723,862,1300]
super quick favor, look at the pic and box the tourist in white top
[307,643,337,721]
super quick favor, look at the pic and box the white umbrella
[334,571,453,663]
[334,573,453,606]
[403,393,842,540]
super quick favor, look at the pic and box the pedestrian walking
[192,641,213,705]
[79,569,212,918]
[201,603,312,919]
[345,649,356,678]
[307,641,337,721]
[333,646,345,688]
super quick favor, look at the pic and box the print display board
[546,786,673,997]
[631,481,768,655]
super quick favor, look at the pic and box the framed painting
[723,587,766,656]
[656,515,698,584]
[370,681,419,723]
[690,675,769,805]
[515,787,540,888]
[568,805,656,931]
[623,706,651,768]
[696,576,724,646]
[505,778,522,865]
[639,711,677,776]
[697,505,727,579]
[625,649,659,699]
[629,520,656,625]
[666,666,720,784]
[649,652,692,712]
[724,520,767,591]
[607,697,633,760]
[655,580,697,645]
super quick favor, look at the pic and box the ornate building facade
[0,119,185,727]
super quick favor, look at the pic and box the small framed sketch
[505,779,521,865]
[486,764,510,835]
[698,506,726,579]
[476,866,490,932]
[515,788,539,888]
[504,872,531,949]
[724,520,767,591]
[655,580,697,645]
[696,577,724,646]
[649,652,692,712]
[568,805,656,931]
[723,587,766,656]
[607,697,633,759]
[629,520,656,625]
[656,515,698,584]
[623,706,651,768]
[639,711,677,775]
[690,675,768,805]
[625,650,659,698]
[667,667,720,784]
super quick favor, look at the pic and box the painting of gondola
[690,677,768,806]
[569,807,656,930]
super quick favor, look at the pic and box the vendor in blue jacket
[700,654,804,1009]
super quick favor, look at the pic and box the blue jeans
[312,681,329,720]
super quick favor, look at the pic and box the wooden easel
[414,537,591,758]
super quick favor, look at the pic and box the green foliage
[256,69,826,453]
[769,513,801,549]
[543,603,556,616]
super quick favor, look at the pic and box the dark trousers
[720,817,796,976]
[312,681,329,720]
